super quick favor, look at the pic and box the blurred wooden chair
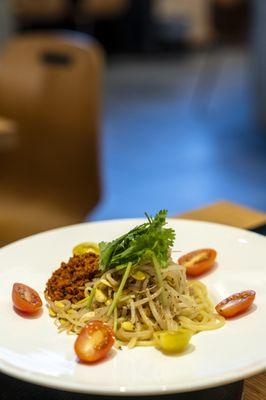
[11,0,69,20]
[0,32,103,246]
[0,117,17,151]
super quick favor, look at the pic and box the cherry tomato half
[215,290,256,318]
[74,320,115,363]
[12,283,43,314]
[178,248,217,277]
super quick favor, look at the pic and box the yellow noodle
[46,260,225,347]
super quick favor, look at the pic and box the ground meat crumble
[45,252,99,303]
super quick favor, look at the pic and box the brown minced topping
[45,252,99,303]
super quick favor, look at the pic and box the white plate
[0,219,265,396]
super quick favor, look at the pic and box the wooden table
[177,200,266,400]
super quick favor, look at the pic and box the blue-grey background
[90,46,266,220]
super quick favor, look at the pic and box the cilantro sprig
[99,210,175,271]
[99,210,175,311]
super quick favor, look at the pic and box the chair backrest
[0,32,103,220]
[0,117,17,151]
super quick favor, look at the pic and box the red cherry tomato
[12,283,43,314]
[74,320,115,363]
[178,248,217,276]
[215,290,256,318]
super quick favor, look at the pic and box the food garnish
[99,210,175,307]
[74,320,115,363]
[154,329,192,354]
[99,210,175,270]
[12,283,42,314]
[73,242,100,256]
[178,248,217,277]
[215,290,256,318]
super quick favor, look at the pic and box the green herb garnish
[99,210,175,310]
[99,210,175,271]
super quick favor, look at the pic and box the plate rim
[1,217,266,253]
[0,353,266,396]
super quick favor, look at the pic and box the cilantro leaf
[99,210,175,271]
